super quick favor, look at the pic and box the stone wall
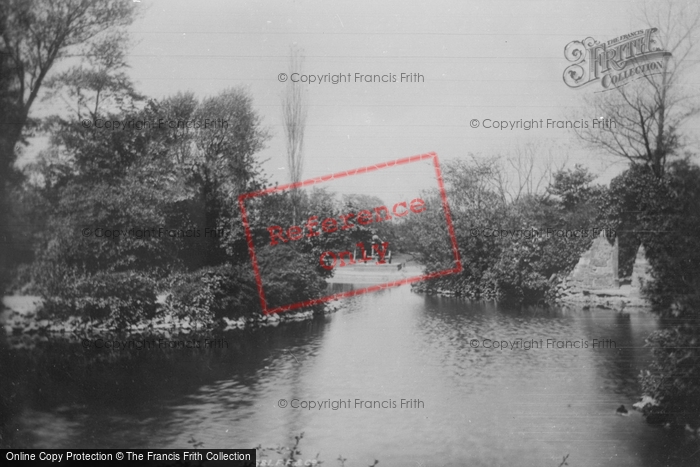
[566,232,619,290]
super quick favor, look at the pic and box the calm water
[1,285,696,466]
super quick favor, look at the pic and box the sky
[25,0,700,201]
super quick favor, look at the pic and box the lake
[1,284,695,466]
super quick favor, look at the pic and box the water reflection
[1,286,695,466]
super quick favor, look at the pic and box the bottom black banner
[2,449,256,466]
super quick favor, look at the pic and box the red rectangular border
[238,152,462,315]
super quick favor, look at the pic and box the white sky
[24,0,700,201]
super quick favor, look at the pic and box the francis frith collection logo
[563,27,672,91]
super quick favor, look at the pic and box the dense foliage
[10,78,395,323]
[640,318,700,427]
[0,0,138,291]
[38,271,157,330]
[6,83,349,324]
[400,160,605,303]
[603,160,700,428]
[166,263,258,325]
[603,161,700,307]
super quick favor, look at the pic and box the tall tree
[575,0,700,177]
[43,30,142,121]
[282,45,308,222]
[0,0,136,180]
[578,0,700,177]
[37,29,143,188]
[0,0,136,281]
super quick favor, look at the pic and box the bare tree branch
[575,0,700,177]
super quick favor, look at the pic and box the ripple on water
[4,286,694,466]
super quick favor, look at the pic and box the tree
[282,45,308,222]
[493,142,565,203]
[38,28,143,188]
[624,158,700,429]
[547,164,599,210]
[341,193,391,244]
[576,0,700,177]
[0,0,136,285]
[400,156,606,303]
[0,0,136,181]
[178,88,270,266]
[603,159,700,303]
[31,88,270,273]
[43,30,142,121]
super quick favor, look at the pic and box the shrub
[166,263,259,324]
[400,159,604,304]
[639,322,700,428]
[39,271,157,329]
[167,249,328,323]
[256,245,328,311]
[605,161,700,306]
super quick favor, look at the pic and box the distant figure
[370,233,382,258]
[369,231,391,263]
[616,405,629,415]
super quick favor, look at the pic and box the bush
[166,263,259,324]
[256,245,328,311]
[639,321,700,428]
[400,159,604,304]
[167,249,328,323]
[605,161,700,306]
[39,271,157,329]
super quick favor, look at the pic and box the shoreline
[0,257,651,346]
[554,280,651,310]
[1,282,650,348]
[0,294,341,349]
[0,255,423,344]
